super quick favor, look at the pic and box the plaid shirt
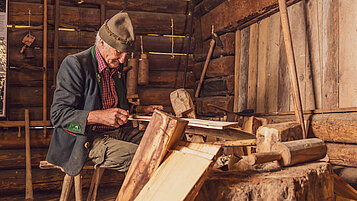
[95,46,120,131]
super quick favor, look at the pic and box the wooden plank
[192,56,234,80]
[277,25,290,112]
[234,30,241,113]
[197,75,234,97]
[196,96,234,116]
[238,27,250,112]
[117,110,188,201]
[256,18,269,113]
[7,69,54,87]
[247,23,259,110]
[288,2,306,111]
[203,139,256,147]
[134,143,221,201]
[185,127,255,141]
[327,143,357,167]
[265,13,281,113]
[306,0,323,109]
[321,0,338,109]
[138,88,194,106]
[130,116,238,130]
[339,0,357,108]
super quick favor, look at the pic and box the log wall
[2,0,192,198]
[192,0,357,172]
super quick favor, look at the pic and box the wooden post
[53,0,59,89]
[234,30,241,113]
[100,3,106,25]
[74,175,82,201]
[43,0,48,137]
[60,174,74,201]
[25,109,33,201]
[277,0,307,138]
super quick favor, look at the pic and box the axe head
[213,33,224,50]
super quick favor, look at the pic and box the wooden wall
[193,0,357,171]
[2,0,192,197]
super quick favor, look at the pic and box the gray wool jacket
[46,46,130,176]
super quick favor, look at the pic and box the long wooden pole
[277,0,307,138]
[43,0,48,137]
[195,39,215,98]
[25,109,33,201]
[53,0,59,88]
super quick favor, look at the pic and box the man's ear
[98,38,104,48]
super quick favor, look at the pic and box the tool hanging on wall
[138,36,149,85]
[20,10,36,58]
[126,52,139,99]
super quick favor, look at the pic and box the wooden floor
[1,187,120,201]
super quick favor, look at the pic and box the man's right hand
[87,108,129,127]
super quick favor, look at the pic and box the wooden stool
[40,161,106,201]
[39,161,82,201]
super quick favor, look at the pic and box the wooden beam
[234,30,241,113]
[25,109,34,201]
[200,0,300,40]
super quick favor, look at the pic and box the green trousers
[88,123,144,172]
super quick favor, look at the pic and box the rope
[171,18,175,59]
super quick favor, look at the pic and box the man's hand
[87,108,129,127]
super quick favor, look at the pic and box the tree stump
[196,162,333,201]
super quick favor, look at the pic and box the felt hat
[98,12,135,52]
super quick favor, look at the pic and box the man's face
[98,39,128,68]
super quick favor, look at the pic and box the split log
[196,75,234,97]
[265,112,357,144]
[0,168,125,196]
[256,122,303,152]
[196,162,333,201]
[200,0,299,40]
[327,142,357,167]
[194,32,235,62]
[196,96,234,116]
[117,110,188,201]
[134,143,222,201]
[193,56,234,79]
[139,88,194,106]
[149,71,195,89]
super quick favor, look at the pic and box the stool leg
[74,174,83,201]
[92,168,105,201]
[86,169,98,201]
[60,174,74,201]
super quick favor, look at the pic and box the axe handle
[195,39,215,98]
[247,152,282,165]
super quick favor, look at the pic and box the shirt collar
[95,45,108,73]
